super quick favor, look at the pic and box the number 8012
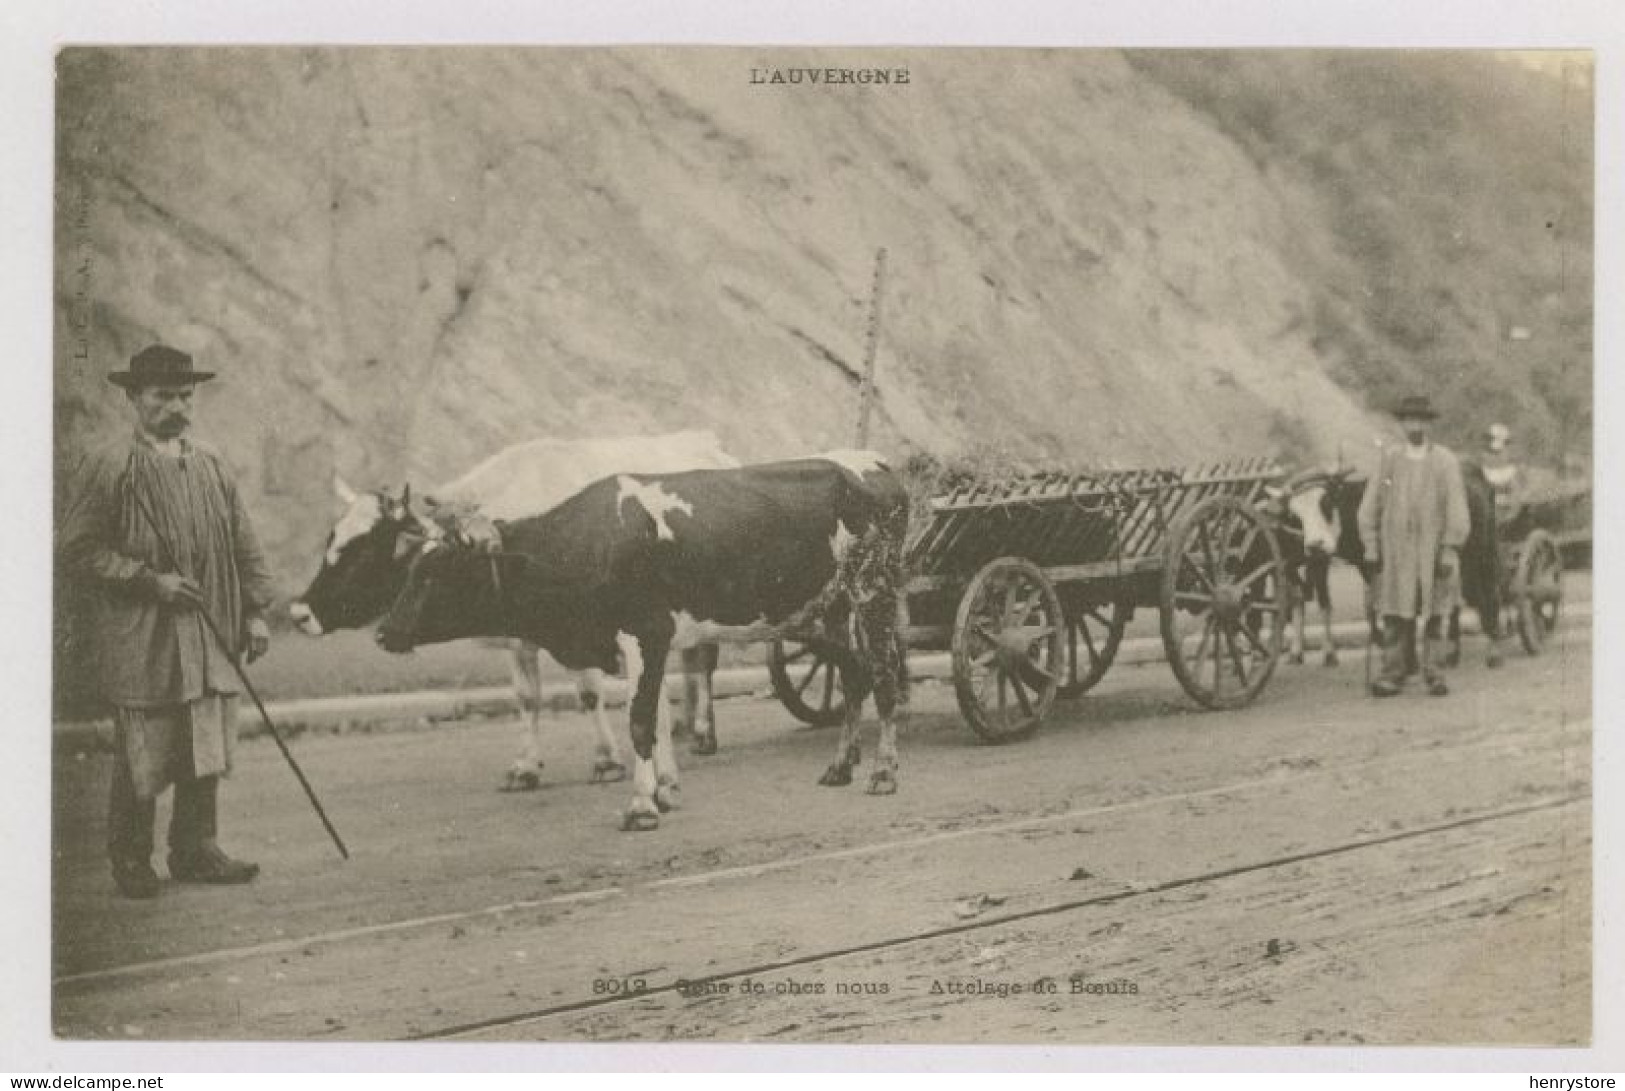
[593,977,649,995]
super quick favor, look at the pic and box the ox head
[1277,470,1350,557]
[374,537,495,654]
[290,476,439,636]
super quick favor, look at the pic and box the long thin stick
[856,246,888,447]
[123,465,350,860]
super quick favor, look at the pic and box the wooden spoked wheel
[951,557,1066,743]
[768,637,848,727]
[1160,496,1286,710]
[1058,600,1131,698]
[1512,529,1563,655]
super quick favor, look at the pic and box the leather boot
[108,749,159,899]
[169,843,260,884]
[1422,617,1450,696]
[1484,616,1506,668]
[1441,609,1463,668]
[168,775,259,884]
[1370,617,1406,697]
[112,858,160,899]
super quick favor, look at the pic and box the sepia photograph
[42,40,1594,1053]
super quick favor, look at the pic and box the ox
[1272,464,1502,671]
[1264,469,1378,666]
[290,431,740,790]
[375,452,912,831]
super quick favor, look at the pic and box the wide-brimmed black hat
[1391,394,1439,421]
[106,345,215,389]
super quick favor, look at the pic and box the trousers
[1374,615,1447,696]
[106,714,222,865]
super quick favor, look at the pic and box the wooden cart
[1493,482,1588,655]
[770,459,1290,741]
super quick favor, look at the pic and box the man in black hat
[1356,394,1471,697]
[60,345,277,898]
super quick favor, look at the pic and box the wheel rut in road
[417,794,1583,1041]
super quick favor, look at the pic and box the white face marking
[1288,486,1340,555]
[326,493,384,566]
[830,521,856,562]
[817,449,888,480]
[670,609,776,650]
[333,474,360,505]
[616,476,693,541]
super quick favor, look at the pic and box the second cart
[770,458,1291,741]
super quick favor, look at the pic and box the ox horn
[385,483,418,518]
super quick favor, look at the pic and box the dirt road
[51,617,1591,1045]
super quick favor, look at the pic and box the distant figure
[1479,422,1522,516]
[1358,394,1470,698]
[59,346,276,899]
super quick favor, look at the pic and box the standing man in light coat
[1358,394,1471,697]
[60,345,277,898]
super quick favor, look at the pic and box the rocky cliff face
[55,47,1591,597]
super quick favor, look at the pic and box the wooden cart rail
[905,457,1284,581]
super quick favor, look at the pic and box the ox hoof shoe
[590,760,628,784]
[655,783,682,812]
[1323,651,1340,667]
[866,770,898,796]
[1289,653,1306,666]
[818,764,853,788]
[690,735,718,757]
[621,806,661,832]
[1486,653,1504,669]
[500,769,543,793]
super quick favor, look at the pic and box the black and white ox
[1270,464,1502,668]
[289,432,740,789]
[375,452,912,831]
[1263,469,1377,666]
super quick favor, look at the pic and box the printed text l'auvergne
[750,67,910,87]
